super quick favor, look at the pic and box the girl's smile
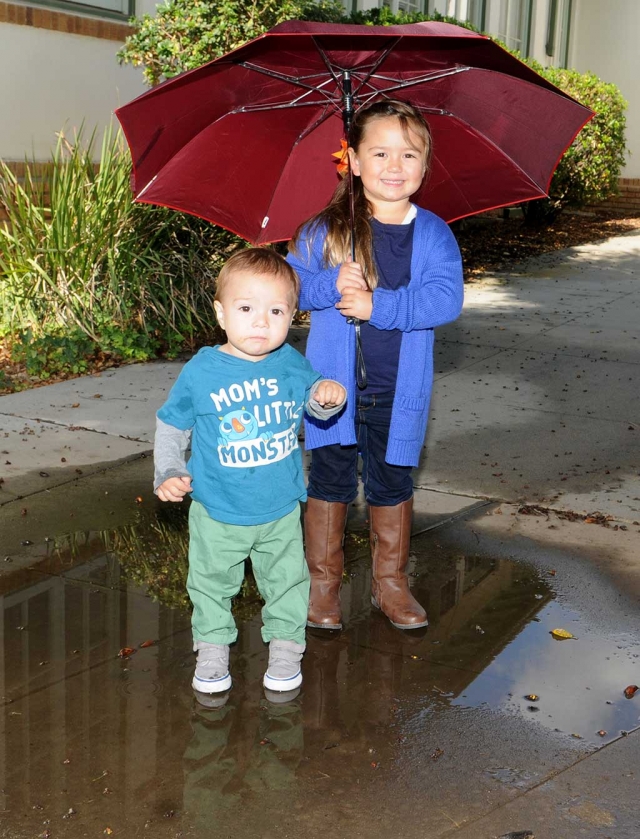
[349,116,428,223]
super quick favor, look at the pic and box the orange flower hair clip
[332,138,349,178]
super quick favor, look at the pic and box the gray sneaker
[263,639,305,692]
[192,641,232,694]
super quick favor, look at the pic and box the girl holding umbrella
[288,99,464,632]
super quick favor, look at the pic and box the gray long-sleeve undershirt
[154,381,346,492]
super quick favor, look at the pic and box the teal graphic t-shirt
[157,344,322,525]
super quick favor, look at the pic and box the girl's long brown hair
[289,99,432,289]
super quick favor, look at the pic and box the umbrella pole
[342,71,367,390]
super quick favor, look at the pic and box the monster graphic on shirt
[217,409,273,446]
[210,376,303,469]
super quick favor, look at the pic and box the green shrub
[10,329,94,379]
[517,63,627,223]
[118,0,344,85]
[0,127,242,379]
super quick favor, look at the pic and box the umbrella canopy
[115,20,593,244]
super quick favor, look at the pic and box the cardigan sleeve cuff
[368,288,397,330]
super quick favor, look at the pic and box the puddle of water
[450,597,640,742]
[2,495,640,836]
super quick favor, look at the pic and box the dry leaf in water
[550,628,574,640]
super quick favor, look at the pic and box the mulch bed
[2,210,640,394]
[457,210,640,280]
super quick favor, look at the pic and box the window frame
[381,0,428,12]
[547,0,573,68]
[22,0,135,22]
[497,0,533,56]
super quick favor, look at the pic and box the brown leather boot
[304,498,348,630]
[370,498,428,629]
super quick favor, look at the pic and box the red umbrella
[115,20,593,244]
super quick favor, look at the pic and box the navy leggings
[307,391,414,507]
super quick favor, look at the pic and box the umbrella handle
[346,155,366,389]
[342,69,366,389]
[353,322,367,390]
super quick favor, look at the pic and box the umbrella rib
[367,66,471,92]
[312,38,341,86]
[352,39,402,96]
[237,61,335,101]
[234,99,339,114]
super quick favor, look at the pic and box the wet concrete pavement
[1,231,640,838]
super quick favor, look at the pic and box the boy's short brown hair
[215,247,300,307]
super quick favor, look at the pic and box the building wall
[0,0,157,162]
[569,0,639,179]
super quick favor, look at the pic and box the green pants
[187,501,309,646]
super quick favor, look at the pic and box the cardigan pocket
[391,396,428,442]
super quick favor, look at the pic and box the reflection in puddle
[1,498,639,835]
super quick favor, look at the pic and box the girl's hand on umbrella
[337,288,373,321]
[337,260,367,293]
[312,380,347,408]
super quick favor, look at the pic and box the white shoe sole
[263,669,303,692]
[192,672,232,693]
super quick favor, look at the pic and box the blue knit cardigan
[287,206,464,467]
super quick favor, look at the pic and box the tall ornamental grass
[0,127,241,377]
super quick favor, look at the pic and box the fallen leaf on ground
[139,640,155,648]
[524,694,539,701]
[550,628,574,640]
[118,647,136,658]
[623,685,638,699]
[430,747,444,760]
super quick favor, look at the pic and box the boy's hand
[157,476,193,503]
[337,287,373,321]
[312,380,346,408]
[336,259,368,294]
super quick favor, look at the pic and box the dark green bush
[516,64,627,223]
[118,0,345,85]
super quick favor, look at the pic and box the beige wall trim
[0,2,134,41]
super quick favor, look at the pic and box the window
[546,0,573,67]
[381,0,426,12]
[28,0,133,20]
[497,0,532,55]
[442,0,486,29]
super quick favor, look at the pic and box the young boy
[154,248,346,696]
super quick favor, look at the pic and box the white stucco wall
[569,0,639,178]
[0,0,159,161]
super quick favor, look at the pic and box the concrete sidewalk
[2,230,638,515]
[1,230,639,839]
